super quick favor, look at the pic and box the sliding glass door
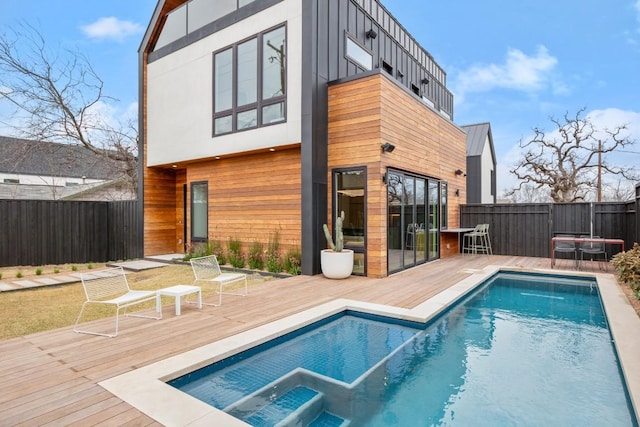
[387,169,440,274]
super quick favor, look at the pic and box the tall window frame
[332,167,367,276]
[191,181,208,242]
[212,23,287,136]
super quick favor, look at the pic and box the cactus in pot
[323,211,345,252]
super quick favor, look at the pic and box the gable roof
[0,136,121,180]
[461,122,496,164]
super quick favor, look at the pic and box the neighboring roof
[0,136,121,180]
[461,122,496,163]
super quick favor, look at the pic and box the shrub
[87,263,93,269]
[265,232,283,273]
[53,268,60,274]
[184,240,226,264]
[247,241,264,270]
[0,272,3,279]
[16,271,23,278]
[611,243,640,292]
[35,268,43,275]
[284,248,302,275]
[71,265,78,271]
[228,237,245,268]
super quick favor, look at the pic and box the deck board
[0,255,618,425]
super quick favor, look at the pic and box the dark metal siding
[461,202,636,259]
[465,157,481,204]
[0,200,141,268]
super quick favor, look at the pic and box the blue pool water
[170,273,638,426]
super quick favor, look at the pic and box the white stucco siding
[481,136,494,203]
[146,0,302,166]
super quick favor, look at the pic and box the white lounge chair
[190,255,248,306]
[74,266,161,337]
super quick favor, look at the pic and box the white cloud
[80,17,143,42]
[453,46,559,103]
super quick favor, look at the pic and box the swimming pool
[168,272,638,426]
[99,267,640,426]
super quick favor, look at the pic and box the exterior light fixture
[421,77,430,85]
[455,189,460,197]
[455,169,465,176]
[366,29,377,39]
[381,143,395,153]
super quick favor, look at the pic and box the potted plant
[321,211,354,279]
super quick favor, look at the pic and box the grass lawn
[0,264,272,341]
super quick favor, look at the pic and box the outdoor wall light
[455,169,465,176]
[455,189,460,197]
[421,77,430,85]
[366,29,378,39]
[381,143,395,153]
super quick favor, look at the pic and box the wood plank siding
[144,148,302,256]
[327,73,466,277]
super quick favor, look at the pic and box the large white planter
[320,249,354,279]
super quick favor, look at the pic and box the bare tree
[0,23,137,194]
[501,184,552,203]
[506,108,637,203]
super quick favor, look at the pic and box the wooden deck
[0,255,616,426]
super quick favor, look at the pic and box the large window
[191,182,208,242]
[334,168,366,275]
[213,24,286,136]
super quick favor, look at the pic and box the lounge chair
[190,255,248,306]
[74,266,161,338]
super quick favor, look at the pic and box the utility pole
[597,139,602,202]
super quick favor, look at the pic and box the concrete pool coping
[99,265,640,426]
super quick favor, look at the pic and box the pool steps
[224,329,425,425]
[226,370,350,426]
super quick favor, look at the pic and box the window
[382,60,393,75]
[191,182,208,242]
[441,182,448,229]
[411,84,420,96]
[345,36,372,71]
[154,0,258,51]
[334,168,366,275]
[212,24,286,136]
[3,178,19,184]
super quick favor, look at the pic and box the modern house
[0,136,135,201]
[139,0,468,277]
[462,122,497,204]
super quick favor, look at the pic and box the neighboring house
[0,136,135,201]
[462,123,497,204]
[140,0,468,277]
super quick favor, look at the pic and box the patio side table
[156,285,202,316]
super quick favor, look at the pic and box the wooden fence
[461,201,637,258]
[0,200,140,268]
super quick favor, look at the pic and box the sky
[1,0,639,196]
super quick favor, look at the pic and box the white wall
[481,136,494,203]
[146,0,302,166]
[0,172,104,186]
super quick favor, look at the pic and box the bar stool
[462,224,492,255]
